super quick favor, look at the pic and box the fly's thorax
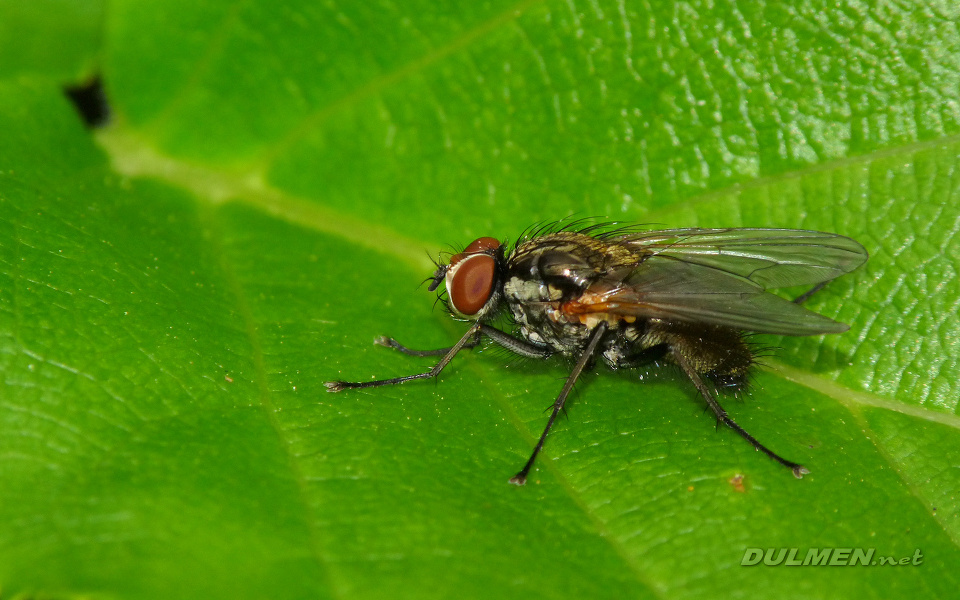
[502,275,564,305]
[503,234,642,355]
[503,269,573,347]
[503,277,635,356]
[510,303,594,355]
[503,234,596,309]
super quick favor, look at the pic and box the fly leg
[376,324,553,360]
[510,322,608,486]
[326,323,482,392]
[672,347,809,478]
[480,324,554,360]
[374,329,482,357]
[326,323,553,392]
[792,281,829,305]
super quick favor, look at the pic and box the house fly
[326,223,868,485]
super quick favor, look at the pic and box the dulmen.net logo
[741,548,924,567]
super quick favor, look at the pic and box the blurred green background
[1,0,958,598]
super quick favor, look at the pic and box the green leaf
[2,1,959,598]
[0,0,103,80]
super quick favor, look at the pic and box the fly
[326,223,868,485]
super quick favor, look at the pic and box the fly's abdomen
[641,320,753,388]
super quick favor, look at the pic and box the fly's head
[428,236,505,321]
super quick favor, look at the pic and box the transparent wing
[618,228,868,289]
[576,260,852,335]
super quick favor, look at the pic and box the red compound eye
[449,237,501,267]
[463,237,500,254]
[448,254,495,315]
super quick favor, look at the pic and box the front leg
[326,324,554,393]
[377,324,553,361]
[374,329,482,357]
[325,323,482,392]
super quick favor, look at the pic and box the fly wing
[588,259,852,335]
[618,228,868,289]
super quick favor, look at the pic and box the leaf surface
[1,1,959,598]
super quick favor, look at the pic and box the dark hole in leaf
[64,75,110,128]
